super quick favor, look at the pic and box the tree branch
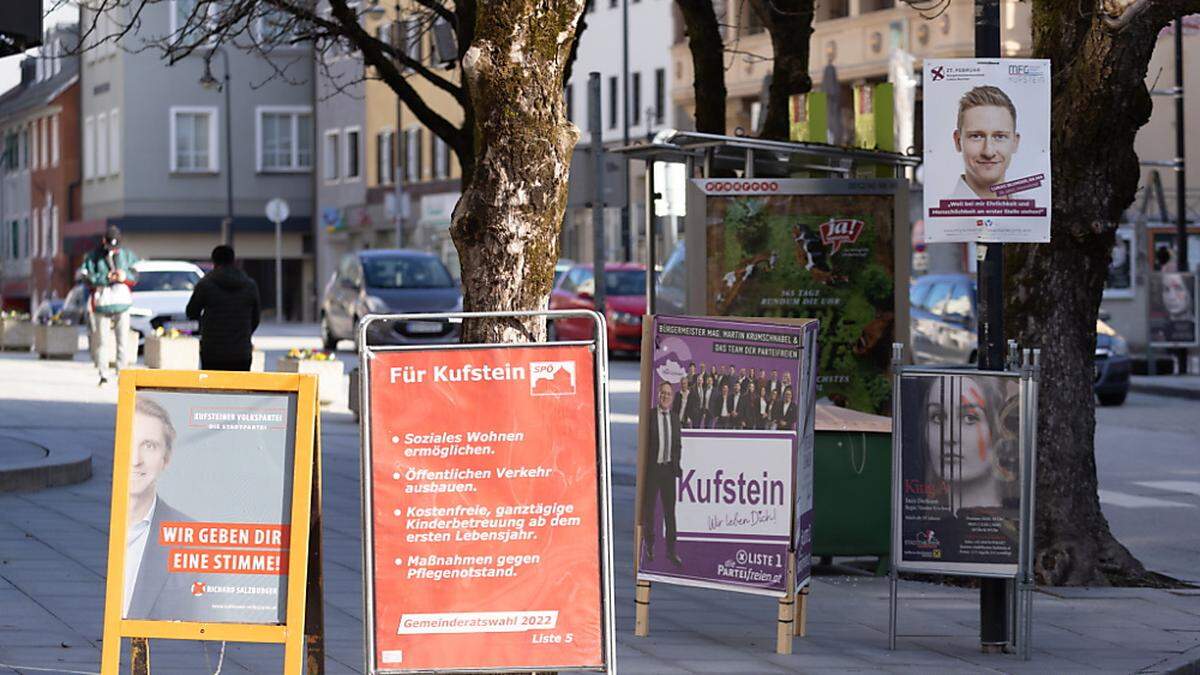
[327,0,466,159]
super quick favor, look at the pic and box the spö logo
[191,581,206,596]
[530,361,576,397]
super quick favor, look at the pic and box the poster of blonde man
[923,59,1052,244]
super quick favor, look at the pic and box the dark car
[550,263,647,353]
[909,273,1131,406]
[321,249,462,348]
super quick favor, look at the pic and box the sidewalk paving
[1130,374,1200,401]
[1,341,1198,674]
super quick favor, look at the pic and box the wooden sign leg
[634,525,651,637]
[130,637,150,675]
[635,580,652,637]
[776,556,797,654]
[304,420,325,674]
[795,585,810,637]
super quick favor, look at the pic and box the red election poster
[367,344,604,672]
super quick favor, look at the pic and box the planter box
[96,329,140,369]
[251,350,266,372]
[145,335,200,370]
[1,319,34,350]
[35,324,79,359]
[276,357,344,405]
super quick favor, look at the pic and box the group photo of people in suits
[670,361,798,431]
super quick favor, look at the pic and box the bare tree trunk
[451,0,584,343]
[748,0,815,141]
[1010,0,1198,584]
[675,0,727,134]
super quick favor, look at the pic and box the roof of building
[0,25,80,122]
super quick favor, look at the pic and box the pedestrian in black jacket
[186,246,261,371]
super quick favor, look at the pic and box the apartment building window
[565,84,574,123]
[608,76,617,129]
[323,130,340,181]
[257,107,313,172]
[31,119,40,170]
[654,68,665,124]
[20,127,28,169]
[109,109,120,176]
[377,130,394,184]
[631,72,642,126]
[50,114,59,166]
[170,107,218,172]
[50,205,59,256]
[402,19,423,69]
[433,136,449,179]
[404,127,423,182]
[344,127,361,180]
[32,209,40,257]
[172,0,215,38]
[83,117,95,179]
[96,112,108,176]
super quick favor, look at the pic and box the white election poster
[922,59,1051,243]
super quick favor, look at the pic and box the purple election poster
[637,315,815,596]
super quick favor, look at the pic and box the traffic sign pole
[266,198,290,324]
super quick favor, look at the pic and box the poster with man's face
[897,372,1022,575]
[922,59,1051,244]
[123,390,297,624]
[1149,272,1199,346]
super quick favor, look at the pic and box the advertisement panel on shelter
[123,390,298,624]
[636,315,817,596]
[698,179,897,414]
[1149,271,1199,346]
[897,372,1021,575]
[922,58,1052,243]
[367,344,604,672]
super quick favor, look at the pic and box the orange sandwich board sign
[359,310,616,674]
[100,369,323,674]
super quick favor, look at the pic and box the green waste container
[811,405,892,570]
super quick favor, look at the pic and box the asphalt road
[1094,393,1200,584]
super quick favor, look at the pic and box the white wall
[568,0,676,145]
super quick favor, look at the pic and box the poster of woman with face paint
[898,372,1021,570]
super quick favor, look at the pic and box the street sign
[266,197,290,224]
[265,198,289,323]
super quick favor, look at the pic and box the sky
[0,1,78,93]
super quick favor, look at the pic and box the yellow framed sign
[100,370,322,673]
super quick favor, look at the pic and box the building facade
[315,0,464,300]
[563,0,678,265]
[0,24,80,311]
[78,2,316,320]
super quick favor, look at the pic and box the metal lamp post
[200,47,234,248]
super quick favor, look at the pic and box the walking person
[186,245,261,371]
[80,226,139,386]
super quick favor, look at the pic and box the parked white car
[127,260,205,346]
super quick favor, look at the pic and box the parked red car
[549,263,647,353]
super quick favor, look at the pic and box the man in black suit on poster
[643,382,683,566]
[697,374,715,428]
[774,386,797,430]
[675,376,701,428]
[124,397,196,621]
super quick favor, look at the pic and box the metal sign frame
[358,310,617,675]
[887,346,1040,660]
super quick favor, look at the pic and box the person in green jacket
[79,225,140,385]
